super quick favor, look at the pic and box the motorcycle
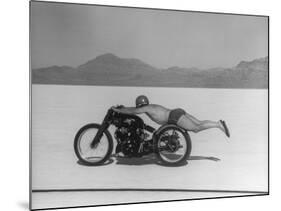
[74,106,192,166]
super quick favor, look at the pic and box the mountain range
[32,53,268,89]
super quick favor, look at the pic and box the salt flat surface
[31,85,268,193]
[32,191,262,210]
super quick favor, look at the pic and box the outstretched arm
[112,106,145,115]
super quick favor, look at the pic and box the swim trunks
[168,108,186,125]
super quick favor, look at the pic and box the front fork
[90,122,109,148]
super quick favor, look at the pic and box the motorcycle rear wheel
[74,123,113,166]
[155,125,192,166]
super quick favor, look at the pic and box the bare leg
[184,112,201,125]
[177,113,225,134]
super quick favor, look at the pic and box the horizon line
[32,53,269,70]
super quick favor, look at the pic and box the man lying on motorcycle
[111,95,230,138]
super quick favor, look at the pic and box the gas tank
[116,113,144,129]
[113,113,144,129]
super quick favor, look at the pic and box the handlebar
[115,105,124,109]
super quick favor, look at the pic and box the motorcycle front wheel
[155,125,192,166]
[74,123,113,166]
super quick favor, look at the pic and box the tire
[74,123,113,166]
[155,125,192,166]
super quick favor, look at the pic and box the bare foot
[219,120,230,138]
[218,120,225,133]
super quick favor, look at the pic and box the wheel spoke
[157,127,188,164]
[75,126,111,164]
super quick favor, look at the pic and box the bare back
[141,104,171,125]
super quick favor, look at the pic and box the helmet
[135,95,149,108]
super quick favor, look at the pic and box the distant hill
[32,53,268,89]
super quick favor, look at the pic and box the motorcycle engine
[114,118,144,157]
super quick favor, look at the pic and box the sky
[30,1,268,69]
